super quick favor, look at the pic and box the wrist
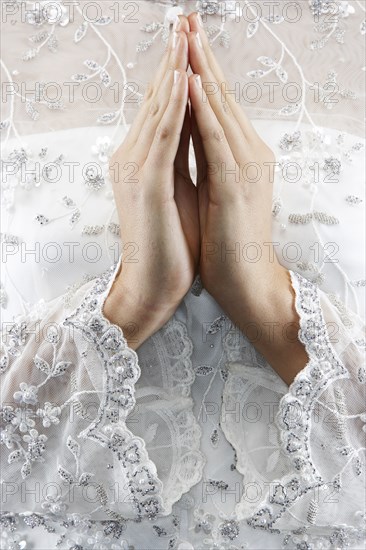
[215,263,308,384]
[102,277,178,350]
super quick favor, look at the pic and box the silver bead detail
[35,214,50,225]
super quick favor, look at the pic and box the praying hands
[104,12,308,385]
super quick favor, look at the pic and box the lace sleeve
[0,255,204,522]
[221,270,365,545]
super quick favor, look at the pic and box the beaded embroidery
[1,1,365,548]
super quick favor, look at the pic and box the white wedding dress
[1,1,365,549]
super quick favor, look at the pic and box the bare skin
[104,18,199,346]
[104,14,308,385]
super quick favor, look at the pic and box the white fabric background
[1,2,365,549]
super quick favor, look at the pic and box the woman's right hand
[103,16,199,349]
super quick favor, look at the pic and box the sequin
[219,519,240,540]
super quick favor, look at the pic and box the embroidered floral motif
[279,131,302,152]
[1,1,365,548]
[63,264,166,520]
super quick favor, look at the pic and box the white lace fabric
[1,1,365,549]
[1,259,365,549]
[223,271,365,528]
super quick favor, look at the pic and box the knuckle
[167,94,186,111]
[169,94,184,107]
[222,101,232,116]
[148,102,160,117]
[156,124,171,140]
[144,83,154,102]
[201,127,225,144]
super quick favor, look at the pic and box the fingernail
[197,13,204,27]
[173,16,181,32]
[174,70,181,84]
[172,31,180,49]
[195,74,202,89]
[195,32,203,48]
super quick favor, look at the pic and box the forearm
[217,265,308,386]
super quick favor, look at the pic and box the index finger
[188,12,257,141]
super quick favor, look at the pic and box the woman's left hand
[187,13,308,385]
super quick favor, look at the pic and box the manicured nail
[173,16,181,31]
[174,70,181,84]
[172,31,180,49]
[195,32,203,48]
[195,74,202,89]
[197,13,204,27]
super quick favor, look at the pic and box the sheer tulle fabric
[1,1,365,549]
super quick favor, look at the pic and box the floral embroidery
[13,382,38,405]
[0,1,364,548]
